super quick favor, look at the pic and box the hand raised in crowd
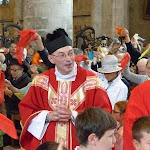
[34,33,45,51]
[30,64,39,74]
[121,27,129,36]
[48,103,72,122]
[122,28,130,43]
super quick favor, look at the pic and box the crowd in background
[0,27,150,150]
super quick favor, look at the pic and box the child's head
[113,101,128,123]
[36,141,68,150]
[75,107,117,150]
[132,116,150,150]
[87,42,92,49]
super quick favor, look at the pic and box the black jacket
[5,73,31,114]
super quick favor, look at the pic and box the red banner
[15,29,38,64]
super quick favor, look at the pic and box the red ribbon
[115,27,124,36]
[120,53,130,72]
[0,71,5,104]
[15,29,38,64]
[75,55,88,62]
[0,113,18,139]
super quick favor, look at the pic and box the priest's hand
[48,104,72,122]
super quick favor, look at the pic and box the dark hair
[9,40,18,46]
[8,60,29,73]
[36,141,68,150]
[132,116,150,142]
[119,36,125,44]
[87,42,92,46]
[75,107,117,146]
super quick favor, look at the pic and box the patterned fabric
[19,66,111,150]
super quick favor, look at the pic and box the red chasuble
[19,66,112,150]
[123,80,150,150]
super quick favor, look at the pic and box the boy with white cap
[98,55,128,109]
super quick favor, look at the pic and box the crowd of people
[0,27,150,150]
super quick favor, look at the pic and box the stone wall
[73,0,92,42]
[92,0,128,38]
[23,0,73,38]
[0,0,23,34]
[0,0,14,34]
[112,0,128,37]
[14,0,23,26]
[74,0,128,40]
[129,0,150,42]
[1,0,149,44]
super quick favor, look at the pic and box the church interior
[0,0,150,150]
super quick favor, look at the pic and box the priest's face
[49,46,75,75]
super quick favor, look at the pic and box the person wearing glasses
[98,55,128,109]
[5,60,31,115]
[4,60,31,146]
[113,100,128,150]
[19,28,112,150]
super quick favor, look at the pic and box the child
[75,107,117,150]
[0,54,18,149]
[113,100,128,150]
[132,116,150,150]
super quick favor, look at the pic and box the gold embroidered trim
[31,75,49,91]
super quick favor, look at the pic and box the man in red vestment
[123,80,150,150]
[19,28,112,150]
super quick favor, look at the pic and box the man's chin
[64,66,73,73]
[66,63,74,68]
[66,67,73,73]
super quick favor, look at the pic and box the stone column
[13,0,23,25]
[23,0,73,38]
[112,0,129,37]
[91,0,113,38]
[91,0,128,38]
[91,0,103,37]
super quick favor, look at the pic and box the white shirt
[98,73,128,109]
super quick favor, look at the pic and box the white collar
[55,62,77,81]
[110,73,121,85]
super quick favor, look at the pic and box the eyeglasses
[10,68,21,72]
[113,110,121,114]
[52,51,74,60]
